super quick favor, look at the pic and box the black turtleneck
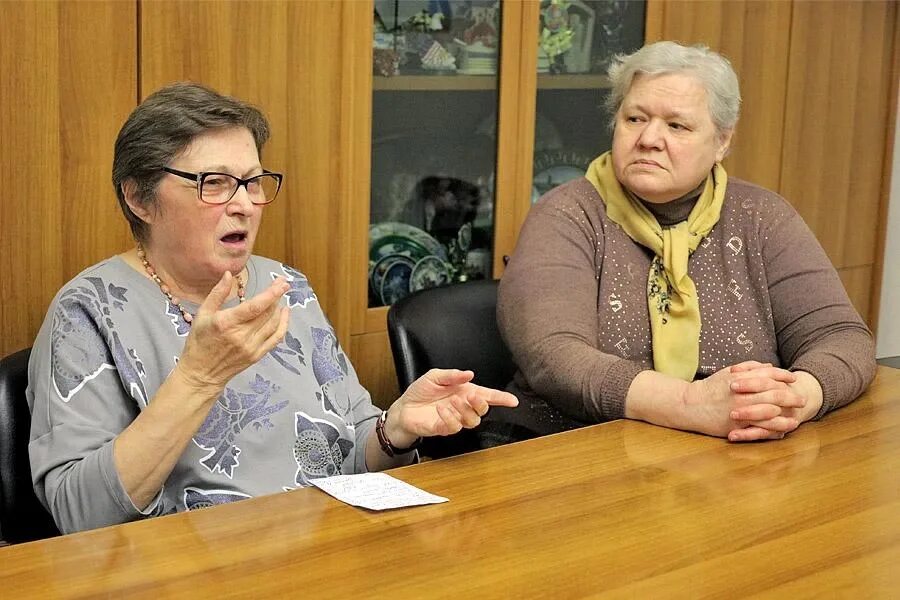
[630,180,706,227]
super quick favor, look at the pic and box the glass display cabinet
[531,1,645,199]
[369,0,502,308]
[367,0,644,309]
[351,0,646,404]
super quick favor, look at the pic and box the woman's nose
[637,120,665,149]
[226,184,255,214]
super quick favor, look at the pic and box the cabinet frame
[346,0,547,340]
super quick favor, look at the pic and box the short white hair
[606,41,741,138]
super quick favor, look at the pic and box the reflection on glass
[594,1,630,73]
[532,0,645,202]
[370,1,500,308]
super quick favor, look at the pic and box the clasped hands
[687,360,824,442]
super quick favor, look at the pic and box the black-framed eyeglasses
[161,166,284,205]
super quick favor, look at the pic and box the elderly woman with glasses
[27,82,517,534]
[485,41,875,446]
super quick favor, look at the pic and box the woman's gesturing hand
[177,272,291,392]
[383,369,519,447]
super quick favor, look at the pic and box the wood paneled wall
[647,0,793,192]
[779,0,897,325]
[0,0,364,367]
[647,0,899,325]
[1,1,897,406]
[1,1,135,356]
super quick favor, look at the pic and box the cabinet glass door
[531,0,645,200]
[369,0,501,308]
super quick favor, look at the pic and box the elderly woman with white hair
[487,41,876,444]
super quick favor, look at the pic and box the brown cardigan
[494,176,876,434]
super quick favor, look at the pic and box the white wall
[877,99,900,359]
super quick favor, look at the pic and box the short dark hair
[112,82,270,242]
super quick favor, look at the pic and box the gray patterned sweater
[495,177,876,434]
[27,255,381,534]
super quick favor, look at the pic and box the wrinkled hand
[727,361,822,442]
[684,361,805,442]
[384,369,519,446]
[177,272,291,391]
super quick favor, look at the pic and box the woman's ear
[122,180,154,224]
[715,129,735,162]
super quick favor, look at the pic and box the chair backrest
[387,279,517,457]
[0,348,61,544]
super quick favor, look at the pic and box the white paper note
[310,472,448,511]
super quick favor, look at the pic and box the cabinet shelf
[373,73,611,92]
[536,74,612,90]
[374,74,498,91]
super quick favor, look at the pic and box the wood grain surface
[2,367,897,599]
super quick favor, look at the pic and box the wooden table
[2,367,898,599]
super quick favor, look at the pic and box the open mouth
[221,232,247,244]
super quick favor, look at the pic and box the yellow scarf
[585,151,727,381]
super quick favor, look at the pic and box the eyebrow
[203,165,264,178]
[624,103,698,123]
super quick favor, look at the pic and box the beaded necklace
[136,244,245,324]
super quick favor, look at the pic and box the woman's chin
[628,185,679,204]
[211,253,251,277]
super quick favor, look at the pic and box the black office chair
[387,279,518,458]
[0,348,61,544]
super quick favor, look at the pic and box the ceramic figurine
[538,0,574,73]
[463,5,499,48]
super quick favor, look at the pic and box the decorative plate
[380,260,414,305]
[532,149,593,201]
[370,254,416,299]
[409,255,452,293]
[369,222,448,263]
[370,235,432,263]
